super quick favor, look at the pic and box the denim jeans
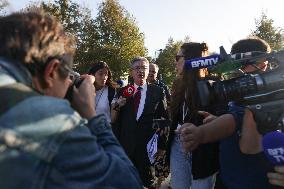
[192,174,216,189]
[170,134,216,189]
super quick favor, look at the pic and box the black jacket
[113,83,169,158]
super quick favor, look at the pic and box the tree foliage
[94,0,147,79]
[155,38,182,87]
[39,0,146,78]
[252,12,284,50]
[41,0,97,73]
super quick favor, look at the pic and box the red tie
[133,87,142,115]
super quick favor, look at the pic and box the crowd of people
[0,11,284,189]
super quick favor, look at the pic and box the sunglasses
[175,55,185,62]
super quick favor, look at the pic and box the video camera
[189,47,284,134]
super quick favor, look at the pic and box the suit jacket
[114,83,169,159]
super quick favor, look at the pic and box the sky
[6,0,284,57]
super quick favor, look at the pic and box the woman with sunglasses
[88,61,116,124]
[168,42,219,189]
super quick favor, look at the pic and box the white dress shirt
[134,83,147,120]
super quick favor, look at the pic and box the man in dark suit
[111,57,169,189]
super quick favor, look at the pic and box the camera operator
[177,37,275,189]
[0,11,143,189]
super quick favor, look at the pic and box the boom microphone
[184,45,267,72]
[184,54,221,70]
[263,131,284,165]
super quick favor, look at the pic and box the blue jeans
[170,135,216,189]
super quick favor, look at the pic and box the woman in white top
[88,61,116,123]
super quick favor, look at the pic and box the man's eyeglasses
[133,66,149,71]
[175,55,184,62]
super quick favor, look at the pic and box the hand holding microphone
[263,131,284,187]
[113,85,136,111]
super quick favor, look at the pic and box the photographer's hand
[72,74,96,119]
[268,166,284,187]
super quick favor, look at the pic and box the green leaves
[252,12,284,51]
[94,0,146,79]
[155,38,182,87]
[41,0,146,79]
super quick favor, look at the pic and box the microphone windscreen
[116,79,127,88]
[263,131,284,165]
[122,85,136,98]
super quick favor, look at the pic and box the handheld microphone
[122,85,136,98]
[184,47,267,73]
[113,85,135,111]
[263,131,284,165]
[116,79,127,88]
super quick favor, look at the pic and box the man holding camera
[0,12,143,189]
[177,37,275,188]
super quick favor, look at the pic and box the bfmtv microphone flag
[263,131,284,165]
[184,54,221,70]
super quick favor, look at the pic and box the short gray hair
[149,63,159,71]
[130,56,149,68]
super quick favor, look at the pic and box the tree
[252,12,284,51]
[39,0,146,78]
[155,38,182,87]
[41,0,98,73]
[0,0,9,15]
[94,0,147,79]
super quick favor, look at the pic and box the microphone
[184,54,221,70]
[116,79,127,88]
[113,85,135,111]
[122,85,136,98]
[184,48,266,72]
[262,131,284,165]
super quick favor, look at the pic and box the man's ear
[43,59,60,88]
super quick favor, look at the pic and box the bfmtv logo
[185,54,220,70]
[267,148,284,163]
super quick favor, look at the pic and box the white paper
[146,133,158,164]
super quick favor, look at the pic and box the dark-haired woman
[168,42,219,189]
[88,61,116,123]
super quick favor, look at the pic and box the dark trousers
[130,146,154,188]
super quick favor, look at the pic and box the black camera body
[196,49,284,134]
[65,73,84,102]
